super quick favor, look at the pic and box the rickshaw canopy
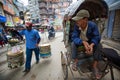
[66,0,108,20]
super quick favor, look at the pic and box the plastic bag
[11,46,22,54]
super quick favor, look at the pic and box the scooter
[48,30,55,40]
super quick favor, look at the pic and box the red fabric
[25,22,33,27]
[0,41,4,47]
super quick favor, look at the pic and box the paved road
[0,32,120,80]
[0,32,66,80]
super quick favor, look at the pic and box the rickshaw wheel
[61,51,68,80]
[62,64,68,80]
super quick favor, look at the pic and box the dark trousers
[71,42,102,61]
[25,47,40,69]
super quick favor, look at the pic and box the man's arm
[71,25,83,45]
[91,23,101,46]
[35,30,41,47]
[19,29,25,36]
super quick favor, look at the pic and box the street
[0,0,120,80]
[0,32,66,80]
[0,32,120,80]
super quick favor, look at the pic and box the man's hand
[87,43,94,55]
[36,44,39,48]
[83,41,94,55]
[89,43,94,52]
[82,41,90,53]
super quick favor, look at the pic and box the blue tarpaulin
[0,15,7,23]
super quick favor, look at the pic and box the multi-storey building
[28,0,40,23]
[38,0,55,25]
[12,0,21,26]
[2,0,15,27]
[27,0,72,28]
[13,0,27,25]
[38,0,72,26]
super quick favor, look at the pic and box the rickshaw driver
[71,9,102,79]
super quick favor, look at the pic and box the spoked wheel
[62,64,68,80]
[61,51,68,80]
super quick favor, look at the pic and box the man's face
[25,22,32,31]
[26,26,32,31]
[76,18,88,29]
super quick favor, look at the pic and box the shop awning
[0,15,7,23]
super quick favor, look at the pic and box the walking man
[20,22,41,72]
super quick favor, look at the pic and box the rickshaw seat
[101,48,120,69]
[100,48,120,80]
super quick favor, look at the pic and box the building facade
[27,0,72,27]
[2,0,15,27]
[28,0,40,23]
[104,0,120,42]
[13,0,27,25]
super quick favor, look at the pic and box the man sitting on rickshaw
[71,9,102,79]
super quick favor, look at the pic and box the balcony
[48,5,52,8]
[48,15,54,18]
[48,8,54,14]
[39,2,47,8]
[51,0,60,2]
[39,10,48,15]
[40,15,47,19]
[38,0,46,3]
[48,12,54,15]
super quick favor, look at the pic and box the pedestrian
[71,9,102,79]
[19,22,41,72]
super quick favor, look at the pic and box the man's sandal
[93,68,102,80]
[72,63,77,71]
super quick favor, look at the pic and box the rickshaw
[60,0,113,80]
